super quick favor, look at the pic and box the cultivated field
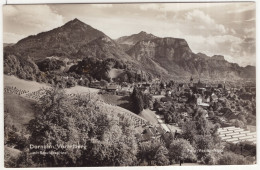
[140,109,158,124]
[101,94,133,111]
[4,75,48,92]
[66,85,100,94]
[4,75,147,129]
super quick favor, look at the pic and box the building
[179,95,188,103]
[194,79,207,88]
[197,95,209,107]
[106,85,119,94]
[198,88,206,94]
[211,93,218,102]
[137,126,167,142]
[90,81,101,89]
[189,76,194,87]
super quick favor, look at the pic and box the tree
[66,78,76,88]
[131,87,144,114]
[181,120,198,144]
[217,84,223,89]
[100,79,108,87]
[246,114,256,125]
[181,109,221,163]
[4,111,28,151]
[194,135,217,161]
[200,151,221,165]
[137,140,169,166]
[167,80,174,88]
[169,139,197,164]
[238,114,247,124]
[153,146,170,166]
[68,57,111,82]
[153,100,161,111]
[27,87,138,167]
[160,82,165,89]
[208,110,214,117]
[224,141,256,158]
[143,94,153,109]
[192,86,198,94]
[218,152,251,165]
[230,119,245,128]
[186,93,196,104]
[82,116,138,166]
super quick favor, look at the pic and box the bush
[138,140,169,166]
[169,139,197,163]
[218,152,251,165]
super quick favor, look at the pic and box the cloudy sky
[3,2,255,66]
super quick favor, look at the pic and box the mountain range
[4,18,255,81]
[116,31,158,51]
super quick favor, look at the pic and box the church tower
[190,76,194,87]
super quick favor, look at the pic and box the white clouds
[243,27,255,39]
[216,24,226,34]
[3,5,64,42]
[210,35,242,44]
[3,32,27,43]
[244,27,254,34]
[230,29,236,34]
[184,9,227,34]
[185,34,255,67]
[245,18,255,22]
[232,18,255,23]
[186,10,214,25]
[139,3,226,12]
[227,3,255,13]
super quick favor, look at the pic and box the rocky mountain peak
[63,18,89,29]
[136,31,157,38]
[72,18,80,22]
[116,31,158,46]
[138,31,149,35]
[211,55,225,61]
[8,18,106,60]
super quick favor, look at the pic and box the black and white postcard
[2,1,257,168]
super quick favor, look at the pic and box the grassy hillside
[4,93,40,129]
[4,75,147,130]
[97,100,147,127]
[4,75,99,94]
[4,76,46,131]
[4,75,48,92]
[101,94,133,112]
[4,146,21,166]
[66,85,100,94]
[139,109,158,124]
